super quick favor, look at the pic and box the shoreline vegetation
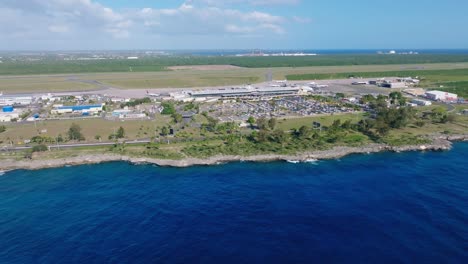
[0,135,466,172]
[1,92,467,172]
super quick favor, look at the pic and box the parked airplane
[146,90,159,97]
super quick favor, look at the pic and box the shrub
[32,144,48,152]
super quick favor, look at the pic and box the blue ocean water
[172,49,468,56]
[0,144,467,264]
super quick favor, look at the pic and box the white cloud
[0,0,310,49]
[0,0,131,39]
[132,3,286,36]
[195,0,300,6]
[48,25,70,33]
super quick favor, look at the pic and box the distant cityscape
[2,49,468,63]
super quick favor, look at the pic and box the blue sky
[1,0,467,50]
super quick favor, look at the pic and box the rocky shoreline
[0,135,466,172]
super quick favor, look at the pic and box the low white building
[381,82,407,89]
[51,104,104,115]
[0,112,20,122]
[0,96,33,106]
[411,99,432,106]
[425,91,458,101]
[110,97,131,103]
[344,97,358,103]
[111,109,146,119]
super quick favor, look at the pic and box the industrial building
[51,104,104,115]
[189,86,301,98]
[0,112,20,122]
[381,82,407,89]
[404,88,426,96]
[111,109,146,119]
[397,77,420,84]
[0,106,20,122]
[0,96,33,106]
[411,99,432,106]
[425,91,458,101]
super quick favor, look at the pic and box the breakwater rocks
[0,135,466,171]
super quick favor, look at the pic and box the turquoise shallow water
[0,144,467,263]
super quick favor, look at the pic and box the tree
[441,113,457,124]
[271,129,288,146]
[32,144,48,152]
[256,117,267,130]
[68,123,85,141]
[161,126,169,136]
[161,102,176,115]
[360,94,375,104]
[116,126,125,139]
[357,119,374,133]
[374,120,390,136]
[431,106,447,121]
[268,118,277,130]
[389,91,404,106]
[171,113,183,123]
[331,119,342,129]
[205,116,219,132]
[256,129,269,143]
[94,135,102,141]
[341,120,352,130]
[297,125,311,139]
[335,93,345,99]
[247,116,256,129]
[415,120,425,127]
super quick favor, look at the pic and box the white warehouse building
[411,99,432,106]
[425,91,458,101]
[0,96,33,106]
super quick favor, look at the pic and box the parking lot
[200,96,357,122]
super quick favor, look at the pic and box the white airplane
[146,90,159,97]
[308,83,328,88]
[316,84,329,88]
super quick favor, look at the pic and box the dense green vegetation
[68,123,85,141]
[434,81,468,98]
[189,93,464,157]
[161,102,176,115]
[121,97,152,108]
[32,144,48,153]
[3,54,468,75]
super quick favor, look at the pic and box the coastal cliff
[0,135,465,172]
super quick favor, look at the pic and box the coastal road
[4,139,152,152]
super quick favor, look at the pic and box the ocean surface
[0,144,467,264]
[173,49,468,56]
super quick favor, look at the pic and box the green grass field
[276,113,365,130]
[2,60,468,93]
[0,117,170,145]
[3,54,468,75]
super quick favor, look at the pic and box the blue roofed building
[51,104,104,115]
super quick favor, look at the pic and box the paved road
[445,103,456,112]
[4,139,151,152]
